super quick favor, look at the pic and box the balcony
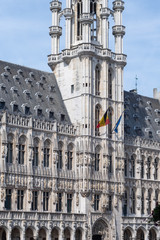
[49,26,62,36]
[50,0,62,11]
[79,13,93,24]
[48,43,126,67]
[113,0,124,11]
[100,7,111,17]
[63,8,73,18]
[112,25,125,36]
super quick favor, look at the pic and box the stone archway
[64,227,71,240]
[51,227,59,240]
[136,229,145,240]
[92,219,109,240]
[75,228,82,240]
[25,227,34,240]
[124,229,132,240]
[149,228,157,240]
[38,228,46,240]
[11,227,20,240]
[0,227,7,240]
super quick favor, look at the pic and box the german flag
[96,107,113,128]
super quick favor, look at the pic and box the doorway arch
[92,219,109,240]
[25,227,34,240]
[0,227,7,240]
[11,227,20,240]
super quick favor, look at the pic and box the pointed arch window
[131,188,136,214]
[95,146,100,171]
[108,69,112,99]
[141,156,144,178]
[44,140,50,168]
[154,158,158,180]
[147,157,151,179]
[130,155,135,178]
[108,110,112,139]
[141,188,145,214]
[90,0,97,41]
[148,189,152,214]
[95,65,100,95]
[57,142,63,170]
[18,136,26,165]
[67,144,73,170]
[123,190,128,216]
[155,189,159,207]
[7,134,14,164]
[77,0,83,40]
[33,138,40,167]
[95,105,101,136]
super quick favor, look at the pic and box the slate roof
[124,90,160,142]
[0,60,71,124]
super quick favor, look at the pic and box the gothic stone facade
[0,0,160,240]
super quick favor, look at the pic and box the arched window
[141,156,144,178]
[67,144,73,170]
[108,108,113,139]
[75,228,82,240]
[149,229,157,240]
[124,154,128,177]
[44,140,51,167]
[136,229,144,240]
[7,134,14,164]
[95,146,100,171]
[95,65,100,95]
[155,189,159,207]
[147,157,151,179]
[124,229,132,240]
[95,105,101,136]
[18,135,26,165]
[130,155,135,178]
[154,158,158,180]
[108,69,112,99]
[57,142,63,170]
[141,188,145,215]
[123,190,128,216]
[90,0,97,41]
[148,189,152,214]
[131,188,136,214]
[33,138,40,167]
[77,0,83,40]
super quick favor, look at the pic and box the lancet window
[43,140,50,167]
[108,69,112,99]
[95,104,101,136]
[77,0,83,40]
[18,136,26,165]
[90,0,97,41]
[95,65,100,95]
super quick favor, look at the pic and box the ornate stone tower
[48,0,126,239]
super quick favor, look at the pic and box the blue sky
[0,0,160,98]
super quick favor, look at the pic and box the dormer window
[49,111,54,119]
[25,78,32,85]
[0,100,5,109]
[25,106,30,115]
[148,131,153,138]
[49,85,55,92]
[17,69,23,76]
[40,75,46,81]
[29,72,35,79]
[61,114,65,121]
[13,104,18,112]
[37,109,42,117]
[4,66,11,73]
